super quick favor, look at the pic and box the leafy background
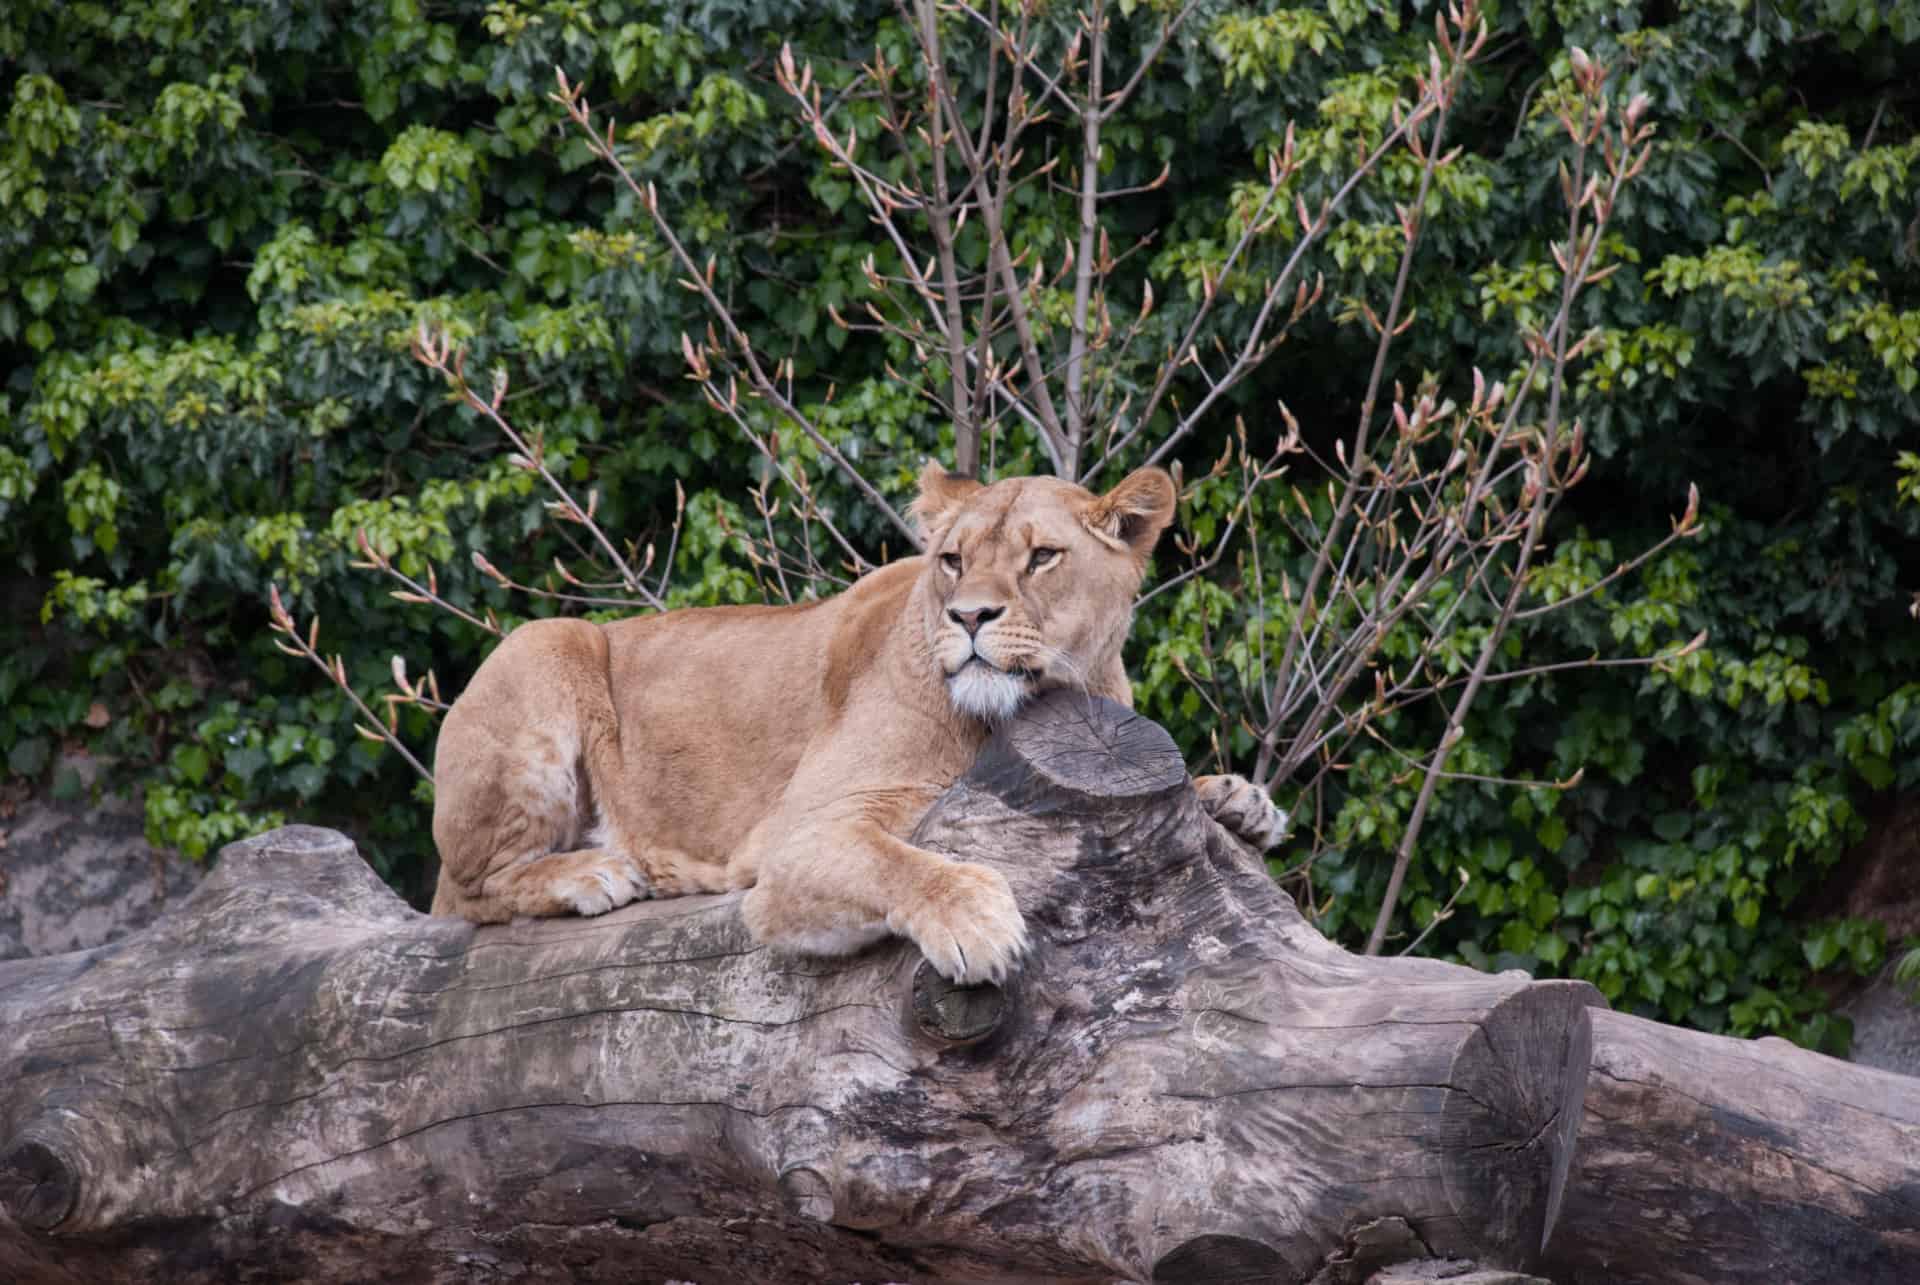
[3,0,1917,1051]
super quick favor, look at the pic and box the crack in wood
[233,1096,838,1202]
[1160,1081,1503,1120]
[413,945,774,997]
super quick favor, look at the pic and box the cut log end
[968,689,1189,808]
[1441,979,1602,1262]
[777,1166,835,1224]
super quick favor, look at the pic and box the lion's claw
[891,860,1029,986]
[1194,774,1289,851]
[553,856,650,917]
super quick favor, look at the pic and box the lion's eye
[1026,547,1062,574]
[940,552,963,575]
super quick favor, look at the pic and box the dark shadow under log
[0,692,1909,1282]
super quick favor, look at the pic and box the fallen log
[0,691,1912,1283]
[1545,1007,1920,1284]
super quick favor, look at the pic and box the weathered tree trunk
[0,692,1913,1283]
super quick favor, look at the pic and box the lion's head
[909,462,1177,721]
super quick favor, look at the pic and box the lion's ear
[1083,466,1177,560]
[909,458,982,542]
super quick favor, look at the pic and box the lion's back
[593,562,922,857]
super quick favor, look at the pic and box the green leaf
[1498,920,1537,955]
[21,277,56,314]
[50,764,85,801]
[1855,755,1894,790]
[1536,814,1568,853]
[1803,930,1840,971]
[174,744,212,786]
[224,745,269,784]
[8,736,51,778]
[288,763,327,798]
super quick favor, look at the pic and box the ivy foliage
[3,0,1917,1049]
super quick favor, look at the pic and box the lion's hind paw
[549,852,651,917]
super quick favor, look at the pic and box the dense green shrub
[4,0,1917,1049]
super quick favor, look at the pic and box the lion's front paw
[1194,774,1289,851]
[890,861,1029,986]
[553,854,650,917]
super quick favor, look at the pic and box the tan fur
[431,465,1285,983]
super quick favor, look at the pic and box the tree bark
[1545,1008,1920,1284]
[0,691,1912,1283]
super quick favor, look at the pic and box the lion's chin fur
[946,662,1032,723]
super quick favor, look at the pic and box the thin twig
[267,587,435,786]
[554,70,918,546]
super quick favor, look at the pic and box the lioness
[430,463,1285,983]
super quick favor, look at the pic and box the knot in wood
[0,1137,78,1232]
[777,1166,834,1223]
[910,958,1007,1045]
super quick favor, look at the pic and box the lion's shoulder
[821,558,925,711]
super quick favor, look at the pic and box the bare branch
[1098,1,1201,122]
[353,528,505,638]
[267,586,436,786]
[415,323,663,607]
[1064,0,1108,446]
[1366,39,1651,954]
[909,11,1075,470]
[553,69,918,547]
[911,0,979,473]
[1510,491,1702,620]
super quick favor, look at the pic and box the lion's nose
[947,605,1005,636]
